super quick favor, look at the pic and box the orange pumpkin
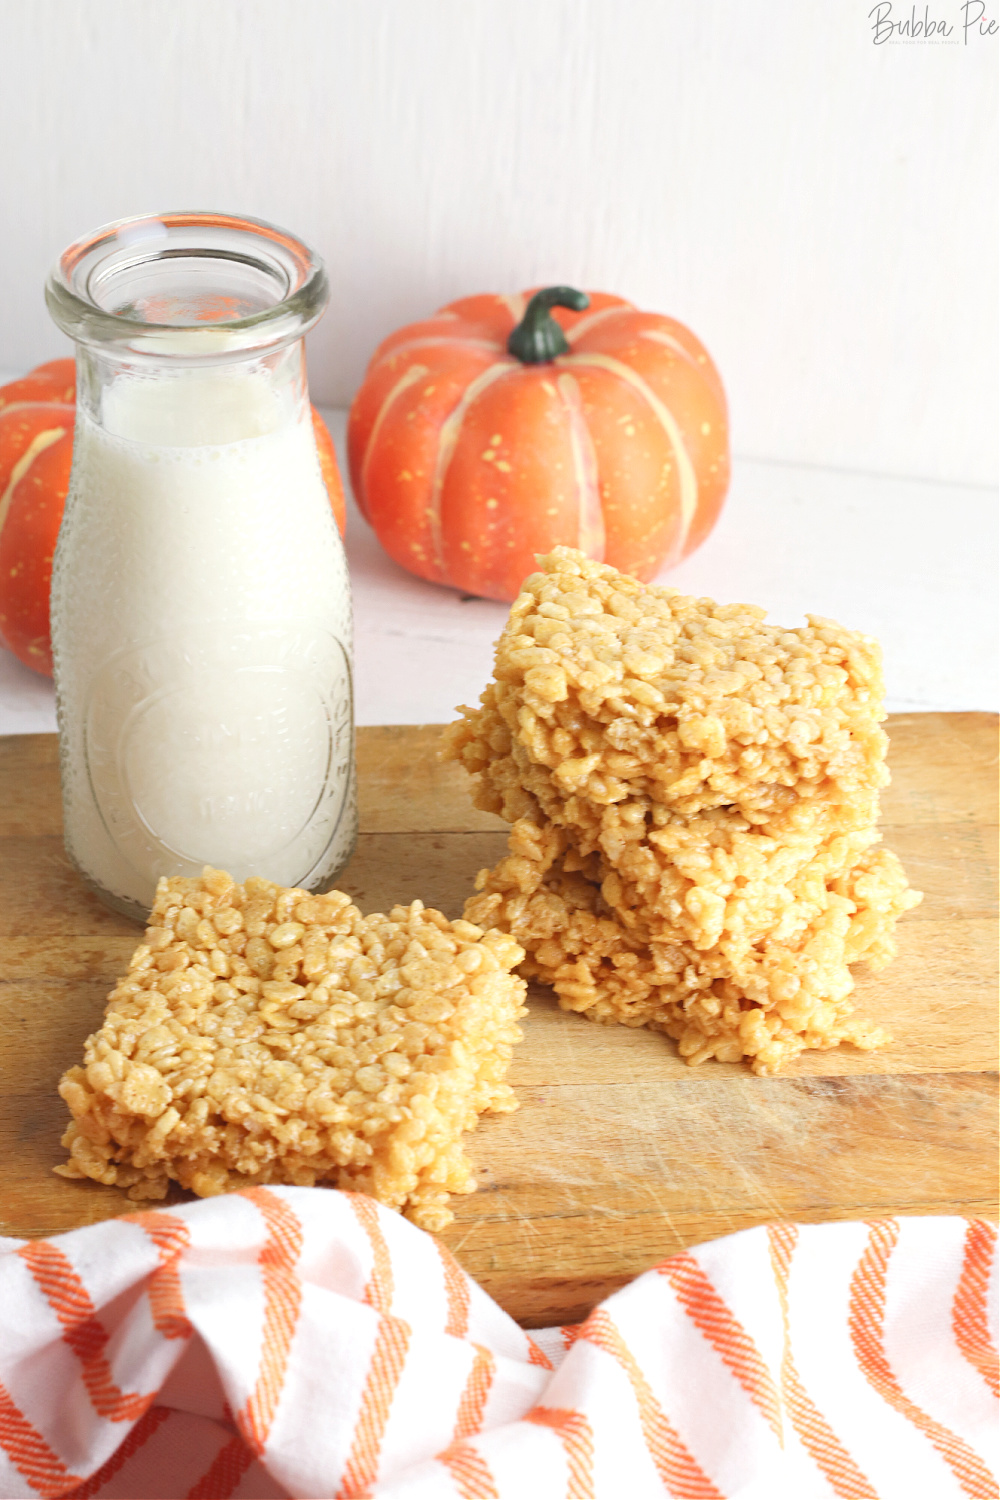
[347,286,729,601]
[0,360,347,678]
[0,360,75,676]
[311,407,347,539]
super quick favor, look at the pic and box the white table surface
[0,404,995,736]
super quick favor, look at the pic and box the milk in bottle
[47,213,356,921]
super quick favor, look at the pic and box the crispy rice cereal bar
[443,549,920,1074]
[465,818,918,1074]
[444,548,890,841]
[56,869,527,1230]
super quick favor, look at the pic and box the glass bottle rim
[45,210,329,364]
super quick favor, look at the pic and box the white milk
[51,366,356,919]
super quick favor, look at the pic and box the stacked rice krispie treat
[442,548,920,1075]
[57,869,527,1229]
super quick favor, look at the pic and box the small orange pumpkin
[347,286,729,601]
[311,408,347,539]
[0,360,75,676]
[0,360,346,677]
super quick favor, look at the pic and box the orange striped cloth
[0,1191,995,1499]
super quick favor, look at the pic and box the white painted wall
[1,0,996,484]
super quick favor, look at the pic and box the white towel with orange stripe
[0,1190,995,1500]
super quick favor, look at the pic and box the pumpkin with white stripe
[0,359,75,675]
[0,360,347,678]
[347,286,729,600]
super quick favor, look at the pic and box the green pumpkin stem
[506,286,590,364]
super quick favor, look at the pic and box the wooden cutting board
[0,714,996,1327]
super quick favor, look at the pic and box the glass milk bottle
[46,212,356,922]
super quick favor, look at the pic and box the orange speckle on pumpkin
[490,433,502,445]
[482,449,496,461]
[495,460,511,473]
[399,470,413,481]
[701,422,712,436]
[485,498,499,510]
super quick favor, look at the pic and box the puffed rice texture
[56,869,527,1231]
[443,548,920,1074]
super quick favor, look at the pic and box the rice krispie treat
[56,869,527,1230]
[443,547,890,842]
[443,548,920,1074]
[465,817,919,1074]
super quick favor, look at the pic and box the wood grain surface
[0,714,996,1326]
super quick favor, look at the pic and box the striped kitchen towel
[0,1190,995,1499]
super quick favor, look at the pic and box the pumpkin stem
[506,286,590,364]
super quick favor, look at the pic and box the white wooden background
[1,0,997,484]
[0,0,996,732]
